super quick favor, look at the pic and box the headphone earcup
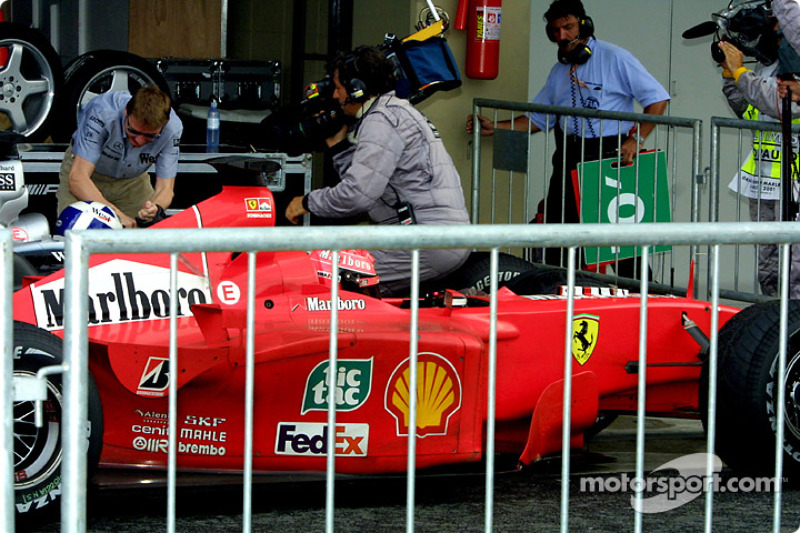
[579,16,595,39]
[347,77,367,102]
[558,44,592,65]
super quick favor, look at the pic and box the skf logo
[572,314,599,365]
[274,422,368,457]
[137,357,169,396]
[245,197,273,219]
[301,358,373,414]
[384,352,461,438]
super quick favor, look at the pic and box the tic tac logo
[274,422,369,457]
[137,357,170,396]
[301,358,373,414]
[572,314,600,365]
[245,197,273,219]
[384,353,462,438]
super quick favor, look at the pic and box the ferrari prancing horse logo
[572,314,599,365]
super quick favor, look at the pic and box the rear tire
[439,252,538,293]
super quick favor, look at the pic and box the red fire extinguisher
[455,0,502,80]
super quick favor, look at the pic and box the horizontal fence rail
[5,222,800,532]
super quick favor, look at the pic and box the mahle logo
[301,358,373,414]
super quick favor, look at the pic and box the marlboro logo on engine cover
[31,259,212,331]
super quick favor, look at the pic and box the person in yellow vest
[720,22,800,297]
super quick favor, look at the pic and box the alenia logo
[301,358,373,414]
[31,259,212,330]
[384,352,462,438]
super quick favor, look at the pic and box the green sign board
[576,150,672,265]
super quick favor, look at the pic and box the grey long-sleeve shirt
[307,92,470,227]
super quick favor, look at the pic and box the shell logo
[384,352,462,438]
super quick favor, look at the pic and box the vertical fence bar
[0,231,13,533]
[62,232,90,533]
[242,251,257,533]
[632,247,650,533]
[405,249,421,533]
[703,244,722,532]
[325,251,340,533]
[471,103,482,224]
[559,246,577,532]
[167,252,179,533]
[773,243,790,533]
[484,248,499,532]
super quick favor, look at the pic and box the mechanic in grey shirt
[57,86,183,228]
[285,46,471,296]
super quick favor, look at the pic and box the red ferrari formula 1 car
[11,182,796,522]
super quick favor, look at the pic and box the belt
[565,134,621,144]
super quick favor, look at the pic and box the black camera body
[260,76,347,156]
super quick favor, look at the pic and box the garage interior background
[6,0,760,290]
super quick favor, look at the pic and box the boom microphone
[682,21,719,39]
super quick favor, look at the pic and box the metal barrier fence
[469,99,703,291]
[6,221,800,532]
[709,116,800,302]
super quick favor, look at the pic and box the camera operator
[717,17,800,297]
[773,0,800,54]
[718,18,800,115]
[284,46,471,296]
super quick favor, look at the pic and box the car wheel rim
[0,39,56,137]
[783,349,800,441]
[13,370,62,490]
[75,65,159,118]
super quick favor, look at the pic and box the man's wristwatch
[629,132,645,145]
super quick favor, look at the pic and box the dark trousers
[543,131,649,280]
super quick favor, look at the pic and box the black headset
[546,16,595,65]
[339,54,368,104]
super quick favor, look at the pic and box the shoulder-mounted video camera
[260,15,462,156]
[683,0,777,65]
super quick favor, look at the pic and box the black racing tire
[714,300,800,478]
[0,22,63,141]
[699,302,779,428]
[504,266,610,296]
[52,50,171,141]
[439,252,538,293]
[13,321,103,524]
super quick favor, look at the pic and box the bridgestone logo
[306,297,366,311]
[31,259,212,330]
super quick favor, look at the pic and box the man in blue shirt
[467,0,669,271]
[56,86,183,228]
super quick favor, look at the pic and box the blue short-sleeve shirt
[71,91,183,179]
[529,38,670,137]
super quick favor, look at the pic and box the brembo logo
[31,259,212,330]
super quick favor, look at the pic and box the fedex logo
[274,422,368,457]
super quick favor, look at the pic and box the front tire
[13,321,103,522]
[715,300,800,478]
